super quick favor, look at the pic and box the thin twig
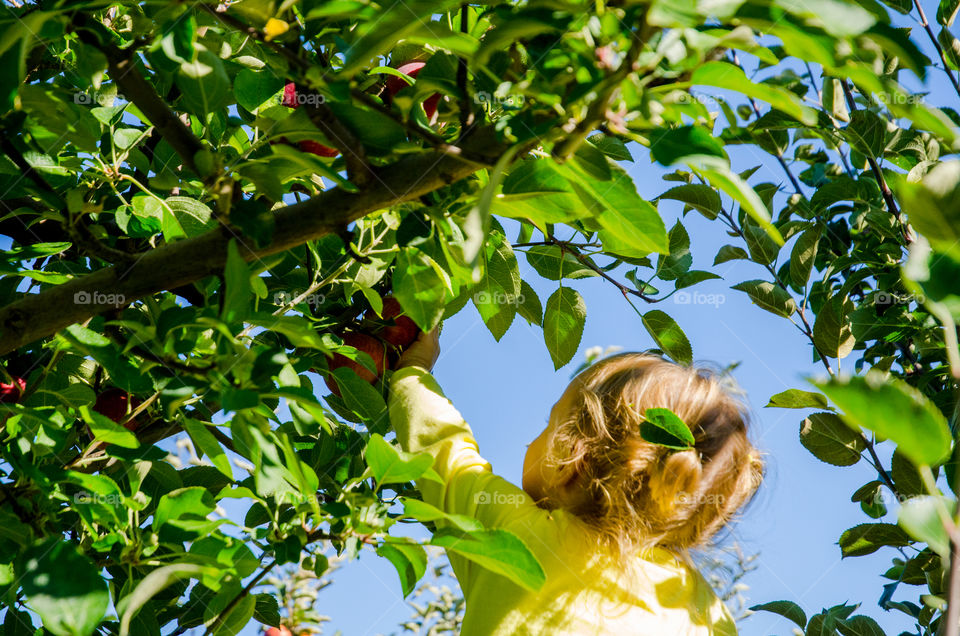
[546,235,658,303]
[202,560,278,636]
[839,79,910,244]
[910,0,960,102]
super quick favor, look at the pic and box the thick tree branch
[0,147,495,354]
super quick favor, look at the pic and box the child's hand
[396,327,440,372]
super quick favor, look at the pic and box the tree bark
[0,148,485,355]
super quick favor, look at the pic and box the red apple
[324,332,386,397]
[281,83,340,156]
[0,377,26,404]
[386,62,439,120]
[265,627,292,636]
[282,83,299,108]
[94,388,142,430]
[374,297,419,348]
[297,139,340,157]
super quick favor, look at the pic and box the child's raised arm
[388,330,550,534]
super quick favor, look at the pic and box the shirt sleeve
[387,365,544,531]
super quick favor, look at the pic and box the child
[389,329,763,635]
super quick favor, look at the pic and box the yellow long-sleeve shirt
[389,366,737,636]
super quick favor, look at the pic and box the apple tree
[1,0,960,634]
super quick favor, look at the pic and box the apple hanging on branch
[93,388,143,431]
[0,377,26,404]
[368,296,419,349]
[280,83,341,158]
[385,61,440,123]
[322,332,387,398]
[320,295,421,397]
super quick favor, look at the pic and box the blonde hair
[545,353,763,557]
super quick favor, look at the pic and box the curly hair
[543,353,764,558]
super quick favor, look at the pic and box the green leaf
[79,405,140,449]
[233,69,283,113]
[377,542,427,597]
[731,280,796,318]
[119,564,210,636]
[182,419,233,479]
[252,594,281,627]
[838,523,913,557]
[799,412,866,466]
[208,591,255,636]
[543,287,586,370]
[332,368,389,430]
[400,497,484,532]
[938,0,960,26]
[559,162,669,257]
[836,615,887,636]
[431,528,546,591]
[166,197,217,237]
[221,240,251,324]
[60,325,152,393]
[655,221,692,281]
[766,389,830,409]
[641,310,693,365]
[938,26,960,70]
[393,247,447,332]
[843,110,886,158]
[813,295,856,359]
[587,133,633,162]
[898,496,954,558]
[894,160,960,262]
[326,102,408,154]
[714,245,749,265]
[696,166,783,245]
[0,241,72,263]
[494,160,586,226]
[462,146,520,267]
[649,125,727,167]
[640,407,695,449]
[474,236,521,341]
[691,61,816,125]
[742,219,780,265]
[342,0,463,75]
[658,184,722,219]
[153,487,215,531]
[176,48,232,117]
[790,226,821,288]
[516,281,543,326]
[749,600,807,628]
[812,373,953,467]
[365,434,434,485]
[524,245,596,281]
[20,538,109,636]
